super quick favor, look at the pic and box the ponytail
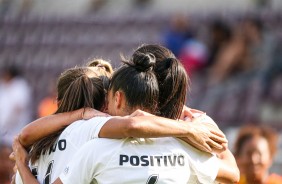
[30,67,106,163]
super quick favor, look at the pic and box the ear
[114,91,123,110]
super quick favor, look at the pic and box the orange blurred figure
[234,124,282,184]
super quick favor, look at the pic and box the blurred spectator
[243,18,274,71]
[208,21,250,85]
[208,17,274,85]
[260,74,282,125]
[254,0,272,11]
[0,0,33,15]
[206,20,232,67]
[234,124,282,184]
[89,0,107,12]
[162,14,193,57]
[179,37,208,75]
[37,82,57,118]
[0,65,31,146]
[20,0,33,14]
[133,0,152,9]
[0,0,12,15]
[0,143,13,184]
[262,40,282,96]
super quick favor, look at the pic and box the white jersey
[16,117,112,184]
[60,137,219,184]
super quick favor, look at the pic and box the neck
[129,107,152,115]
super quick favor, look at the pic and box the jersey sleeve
[15,170,24,184]
[67,117,112,146]
[193,113,219,128]
[59,141,98,184]
[202,114,218,128]
[86,116,113,139]
[188,151,219,183]
[179,139,220,183]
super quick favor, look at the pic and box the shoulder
[87,116,113,124]
[62,120,85,133]
[72,138,124,162]
[63,116,112,134]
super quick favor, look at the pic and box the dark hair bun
[130,52,156,72]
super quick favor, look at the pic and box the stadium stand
[0,10,281,175]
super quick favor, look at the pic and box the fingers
[201,142,212,153]
[189,108,204,114]
[11,174,16,184]
[13,165,18,173]
[12,136,20,152]
[190,141,212,153]
[129,111,139,117]
[222,142,228,150]
[207,139,224,150]
[210,133,228,144]
[129,109,154,117]
[180,107,194,120]
[83,108,110,119]
[181,136,214,153]
[211,131,225,139]
[9,152,15,161]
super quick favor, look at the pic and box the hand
[12,136,29,165]
[9,152,15,161]
[82,107,110,120]
[13,164,18,173]
[180,106,204,121]
[129,109,155,117]
[11,174,16,184]
[183,122,228,153]
[9,152,18,175]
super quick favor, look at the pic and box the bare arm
[12,137,40,184]
[19,108,83,148]
[216,149,240,184]
[12,137,64,184]
[99,114,227,153]
[16,162,39,184]
[19,107,108,148]
[19,106,226,154]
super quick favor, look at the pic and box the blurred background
[0,0,282,182]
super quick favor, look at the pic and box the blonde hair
[86,59,113,78]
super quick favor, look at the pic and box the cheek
[260,153,272,168]
[239,154,251,166]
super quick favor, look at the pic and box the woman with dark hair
[234,124,282,184]
[129,44,227,151]
[132,44,188,120]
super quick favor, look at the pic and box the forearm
[216,149,240,183]
[16,162,39,184]
[99,116,192,138]
[19,109,82,148]
[99,115,227,154]
[125,116,192,137]
[218,149,238,172]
